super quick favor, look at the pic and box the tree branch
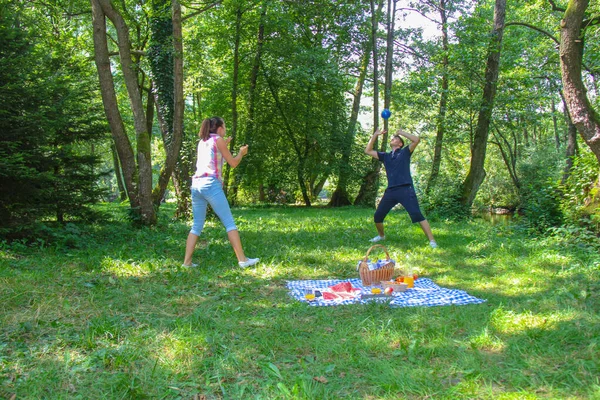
[506,22,597,73]
[583,16,600,27]
[396,7,440,25]
[547,0,565,12]
[109,50,146,57]
[505,22,559,46]
[182,1,222,21]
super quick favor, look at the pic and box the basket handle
[362,244,391,262]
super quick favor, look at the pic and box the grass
[1,203,599,399]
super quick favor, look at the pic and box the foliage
[148,0,174,136]
[3,0,600,237]
[517,142,564,231]
[547,224,600,253]
[559,150,600,233]
[1,204,599,398]
[395,0,571,220]
[420,176,471,220]
[183,1,370,206]
[0,3,108,239]
[475,144,521,209]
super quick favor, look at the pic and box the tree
[329,37,372,207]
[232,0,267,203]
[460,0,507,208]
[558,0,600,163]
[329,3,373,207]
[561,95,579,184]
[147,0,186,218]
[354,0,385,207]
[557,0,600,221]
[91,0,185,225]
[0,2,107,235]
[223,3,244,197]
[148,0,185,210]
[227,0,351,206]
[91,0,153,223]
[427,0,451,193]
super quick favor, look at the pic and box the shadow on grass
[1,204,599,398]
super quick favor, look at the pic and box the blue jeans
[190,177,237,235]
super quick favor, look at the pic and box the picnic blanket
[287,278,486,308]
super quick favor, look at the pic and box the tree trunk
[370,0,381,134]
[297,161,311,206]
[91,0,139,210]
[301,83,312,206]
[172,87,197,219]
[224,6,243,198]
[329,37,371,207]
[150,0,184,208]
[427,0,450,194]
[263,67,311,206]
[312,176,328,200]
[460,0,507,208]
[231,1,267,204]
[96,0,155,224]
[147,0,184,208]
[381,0,395,147]
[559,0,600,164]
[551,96,561,151]
[561,95,579,184]
[354,0,385,207]
[492,127,520,189]
[111,143,127,201]
[146,83,155,142]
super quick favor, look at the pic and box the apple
[384,286,394,295]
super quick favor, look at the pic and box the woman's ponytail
[198,117,225,141]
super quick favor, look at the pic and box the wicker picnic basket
[358,244,396,286]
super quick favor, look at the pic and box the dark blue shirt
[377,146,413,188]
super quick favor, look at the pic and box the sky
[357,3,441,130]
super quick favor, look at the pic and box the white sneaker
[239,258,259,268]
[182,263,198,268]
[370,235,385,243]
[429,241,438,249]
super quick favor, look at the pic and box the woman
[183,117,259,268]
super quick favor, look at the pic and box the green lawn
[1,204,599,399]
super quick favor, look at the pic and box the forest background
[2,0,600,398]
[1,0,599,241]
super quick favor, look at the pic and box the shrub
[421,178,470,220]
[559,151,600,235]
[517,145,564,232]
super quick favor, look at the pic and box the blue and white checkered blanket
[287,278,486,308]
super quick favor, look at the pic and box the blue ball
[381,109,391,119]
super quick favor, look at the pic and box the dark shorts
[374,185,425,224]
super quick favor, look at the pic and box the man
[364,128,437,248]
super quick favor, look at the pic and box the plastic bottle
[404,265,414,288]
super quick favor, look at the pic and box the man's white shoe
[239,258,259,268]
[370,235,385,243]
[429,241,438,249]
